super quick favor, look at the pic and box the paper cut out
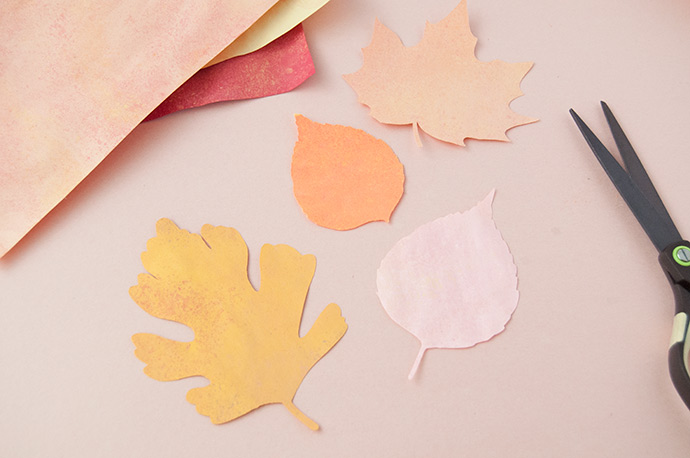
[343,0,537,146]
[130,219,347,430]
[0,0,279,258]
[376,191,518,379]
[205,0,329,67]
[291,115,405,230]
[145,25,314,122]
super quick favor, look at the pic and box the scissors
[570,102,690,410]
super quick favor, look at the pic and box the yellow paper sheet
[0,0,278,257]
[204,0,330,67]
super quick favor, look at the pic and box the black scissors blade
[600,102,678,234]
[570,105,682,252]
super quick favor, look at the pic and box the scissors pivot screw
[673,246,690,266]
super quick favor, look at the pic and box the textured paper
[205,0,329,67]
[146,25,314,122]
[130,219,347,430]
[377,191,518,378]
[343,0,536,146]
[291,115,405,230]
[0,0,278,258]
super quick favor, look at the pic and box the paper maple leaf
[343,0,537,146]
[129,218,347,430]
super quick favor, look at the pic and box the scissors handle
[669,316,690,409]
[659,242,690,408]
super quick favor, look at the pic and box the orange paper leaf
[130,219,347,430]
[343,0,537,146]
[291,114,405,230]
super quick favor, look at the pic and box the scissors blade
[600,101,679,235]
[570,108,682,252]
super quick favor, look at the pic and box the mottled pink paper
[0,0,278,257]
[376,190,519,378]
[145,24,314,122]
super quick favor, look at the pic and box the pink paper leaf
[376,190,518,378]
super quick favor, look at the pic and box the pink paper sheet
[145,24,314,122]
[0,0,278,257]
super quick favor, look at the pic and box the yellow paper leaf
[130,219,347,430]
[343,0,537,146]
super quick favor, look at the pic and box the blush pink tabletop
[2,0,690,456]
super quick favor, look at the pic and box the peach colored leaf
[291,114,405,230]
[343,0,537,146]
[130,218,347,430]
[376,191,518,379]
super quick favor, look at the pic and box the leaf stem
[408,346,427,379]
[413,121,422,147]
[284,400,320,431]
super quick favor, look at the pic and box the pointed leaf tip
[294,113,312,129]
[480,189,497,211]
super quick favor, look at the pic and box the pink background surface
[2,0,690,456]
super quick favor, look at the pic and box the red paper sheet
[145,25,314,122]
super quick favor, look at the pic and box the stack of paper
[0,0,328,258]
